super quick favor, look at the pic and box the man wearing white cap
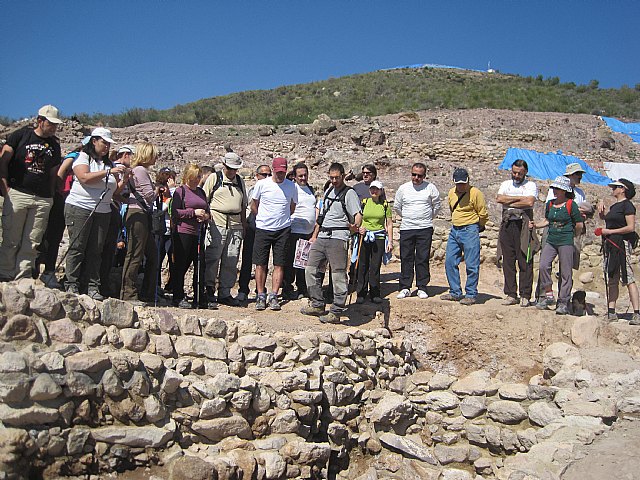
[0,105,63,281]
[203,152,247,306]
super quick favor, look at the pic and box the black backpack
[317,185,355,229]
[207,170,245,205]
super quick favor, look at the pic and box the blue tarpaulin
[499,148,611,186]
[602,117,640,144]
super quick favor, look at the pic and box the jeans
[305,237,349,313]
[399,227,433,291]
[0,189,53,280]
[445,223,481,298]
[64,203,110,293]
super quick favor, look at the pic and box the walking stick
[598,231,610,309]
[348,233,364,305]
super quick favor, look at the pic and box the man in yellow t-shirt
[441,168,488,305]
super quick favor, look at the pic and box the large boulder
[543,342,581,378]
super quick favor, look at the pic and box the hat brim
[224,161,243,169]
[454,179,469,184]
[273,167,287,173]
[550,183,572,192]
[44,116,63,124]
[608,181,627,189]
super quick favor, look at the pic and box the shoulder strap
[207,170,224,205]
[128,179,151,213]
[451,190,468,212]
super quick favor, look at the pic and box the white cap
[82,127,115,145]
[369,180,384,190]
[117,145,136,155]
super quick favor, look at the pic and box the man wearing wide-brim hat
[202,152,248,307]
[545,162,594,217]
[0,105,63,281]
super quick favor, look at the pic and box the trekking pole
[55,175,111,273]
[348,233,364,305]
[526,229,533,263]
[596,230,610,309]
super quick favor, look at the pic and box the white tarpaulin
[603,162,640,185]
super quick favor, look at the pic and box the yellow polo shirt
[447,186,488,227]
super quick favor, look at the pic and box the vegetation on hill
[71,68,640,127]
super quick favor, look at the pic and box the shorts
[253,227,290,266]
[610,240,636,286]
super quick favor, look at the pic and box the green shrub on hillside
[79,68,640,127]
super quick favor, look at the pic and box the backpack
[60,151,79,196]
[207,170,245,205]
[546,199,575,226]
[317,185,355,229]
[168,185,187,229]
[361,197,389,220]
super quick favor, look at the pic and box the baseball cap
[369,180,384,190]
[117,145,136,155]
[564,163,586,176]
[272,157,287,173]
[453,168,469,184]
[38,105,63,124]
[82,127,115,145]
[223,152,243,169]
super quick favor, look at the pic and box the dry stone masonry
[1,280,640,479]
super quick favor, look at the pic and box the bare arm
[603,214,636,236]
[386,215,394,251]
[250,198,259,216]
[574,221,584,237]
[74,163,125,185]
[496,194,536,208]
[0,145,14,196]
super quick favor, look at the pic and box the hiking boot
[282,290,299,301]
[173,299,193,309]
[520,298,532,308]
[630,313,640,325]
[396,289,411,299]
[502,296,518,306]
[417,290,429,299]
[218,296,240,307]
[440,293,463,301]
[319,312,341,324]
[460,297,477,306]
[356,297,365,304]
[535,298,549,310]
[197,301,218,310]
[372,296,383,304]
[607,312,619,322]
[236,292,248,302]
[555,303,569,316]
[255,294,267,311]
[40,271,62,289]
[205,287,217,303]
[300,304,326,316]
[88,290,105,302]
[268,295,281,311]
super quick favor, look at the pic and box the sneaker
[520,298,532,308]
[372,297,383,304]
[417,290,429,299]
[173,299,193,309]
[65,284,79,295]
[268,295,281,311]
[301,304,326,316]
[356,297,365,304]
[440,293,463,301]
[607,312,619,322]
[88,290,105,301]
[255,295,267,311]
[218,296,240,307]
[236,292,248,302]
[198,301,218,310]
[460,297,477,305]
[502,296,518,306]
[40,272,62,289]
[396,289,411,299]
[555,303,569,315]
[535,298,549,310]
[630,313,640,325]
[297,292,307,300]
[319,312,341,324]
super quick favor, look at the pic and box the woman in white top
[64,128,128,298]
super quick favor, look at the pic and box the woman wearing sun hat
[64,127,128,298]
[597,178,640,324]
[530,176,584,315]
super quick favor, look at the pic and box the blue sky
[2,1,639,120]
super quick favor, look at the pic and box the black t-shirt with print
[605,199,636,241]
[6,126,62,198]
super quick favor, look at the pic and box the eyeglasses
[329,175,342,181]
[362,171,373,175]
[411,172,425,178]
[257,172,271,177]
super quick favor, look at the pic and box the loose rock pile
[0,279,639,479]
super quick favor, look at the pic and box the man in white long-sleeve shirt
[393,162,441,299]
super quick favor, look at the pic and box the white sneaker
[417,289,429,299]
[40,271,62,289]
[396,289,411,299]
[236,292,247,302]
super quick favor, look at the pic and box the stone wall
[1,280,639,480]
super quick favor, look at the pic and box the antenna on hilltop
[487,61,495,74]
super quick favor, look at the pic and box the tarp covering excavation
[499,148,611,186]
[602,117,640,144]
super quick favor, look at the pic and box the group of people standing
[1,105,639,325]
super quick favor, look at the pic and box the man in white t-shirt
[393,162,441,299]
[496,159,538,306]
[282,162,316,300]
[250,157,298,311]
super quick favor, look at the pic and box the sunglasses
[362,171,373,175]
[257,172,271,177]
[411,172,425,178]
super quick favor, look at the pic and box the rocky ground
[1,109,640,479]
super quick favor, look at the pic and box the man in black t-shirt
[0,105,63,281]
